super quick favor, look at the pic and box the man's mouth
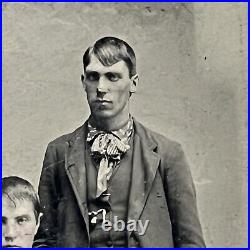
[95,99,111,103]
[94,100,112,105]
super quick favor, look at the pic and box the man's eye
[106,73,119,82]
[17,217,28,225]
[86,72,99,81]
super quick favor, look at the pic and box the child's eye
[16,217,29,225]
[2,217,7,225]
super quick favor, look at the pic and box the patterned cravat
[87,118,133,198]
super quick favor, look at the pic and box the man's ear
[130,74,139,93]
[81,74,86,90]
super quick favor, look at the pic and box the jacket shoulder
[149,129,180,148]
[47,124,85,149]
[134,119,181,148]
[134,120,184,159]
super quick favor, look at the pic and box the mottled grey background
[2,2,247,247]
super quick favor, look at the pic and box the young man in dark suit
[34,36,205,248]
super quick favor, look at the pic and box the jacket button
[106,240,113,247]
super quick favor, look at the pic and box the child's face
[2,195,40,248]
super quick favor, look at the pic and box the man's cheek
[86,87,97,93]
[22,225,37,236]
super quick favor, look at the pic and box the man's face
[2,196,39,248]
[83,54,137,121]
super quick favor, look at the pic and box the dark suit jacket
[34,119,205,248]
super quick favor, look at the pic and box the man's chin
[91,108,114,118]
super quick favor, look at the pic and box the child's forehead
[2,194,34,210]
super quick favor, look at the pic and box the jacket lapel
[127,120,160,236]
[64,123,89,237]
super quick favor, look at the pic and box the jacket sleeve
[33,143,61,248]
[164,143,206,248]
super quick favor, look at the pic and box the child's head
[2,176,42,248]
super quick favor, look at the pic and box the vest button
[106,240,113,247]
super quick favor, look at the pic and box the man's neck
[89,114,130,131]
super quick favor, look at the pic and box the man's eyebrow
[105,72,122,76]
[85,70,98,74]
[85,70,122,75]
[15,214,31,220]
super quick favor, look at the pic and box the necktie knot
[87,117,133,199]
[91,133,130,161]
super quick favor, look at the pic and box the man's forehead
[85,54,129,74]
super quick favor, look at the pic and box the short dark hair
[2,176,41,224]
[83,36,136,77]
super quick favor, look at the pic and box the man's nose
[97,76,109,93]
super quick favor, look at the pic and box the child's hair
[2,176,41,223]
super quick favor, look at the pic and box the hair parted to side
[83,36,136,77]
[2,176,41,223]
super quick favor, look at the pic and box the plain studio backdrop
[2,2,247,248]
